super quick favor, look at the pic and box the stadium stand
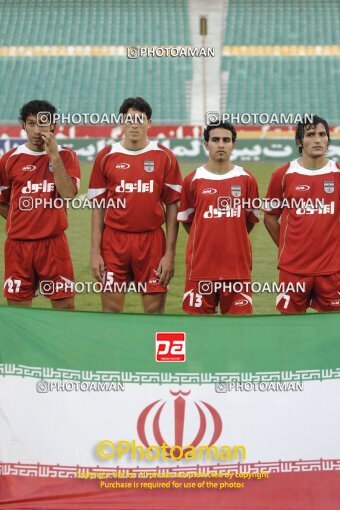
[0,0,339,124]
[0,0,190,46]
[221,0,340,123]
[224,0,339,45]
[0,0,192,123]
[222,57,340,122]
[0,56,192,123]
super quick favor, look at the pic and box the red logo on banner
[137,390,222,455]
[155,332,186,362]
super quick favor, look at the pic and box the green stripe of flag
[0,306,339,374]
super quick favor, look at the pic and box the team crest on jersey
[231,185,241,197]
[144,160,155,172]
[324,181,334,193]
[48,162,54,173]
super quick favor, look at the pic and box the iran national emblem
[231,185,241,197]
[324,181,334,194]
[144,160,155,172]
[137,389,222,456]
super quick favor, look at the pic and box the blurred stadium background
[0,0,339,313]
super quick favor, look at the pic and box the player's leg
[131,228,168,314]
[36,233,76,306]
[142,293,167,313]
[51,297,75,310]
[100,227,131,313]
[101,292,126,313]
[4,238,35,306]
[7,298,32,307]
[276,270,313,314]
[182,279,217,314]
[310,272,340,312]
[220,281,252,315]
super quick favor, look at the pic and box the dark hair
[295,115,331,154]
[203,122,237,143]
[119,97,152,119]
[19,99,57,123]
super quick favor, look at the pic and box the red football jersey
[87,141,182,232]
[264,159,340,275]
[177,165,259,280]
[0,143,80,240]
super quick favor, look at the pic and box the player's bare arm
[0,203,9,219]
[157,201,179,286]
[264,213,280,246]
[42,132,77,199]
[91,206,105,282]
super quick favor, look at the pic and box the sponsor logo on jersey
[22,165,36,172]
[234,299,248,306]
[331,300,340,306]
[295,185,310,191]
[21,180,55,194]
[231,185,242,197]
[115,179,154,193]
[116,163,130,169]
[202,188,217,195]
[155,332,186,362]
[324,181,334,193]
[296,201,334,215]
[203,204,241,219]
[144,160,155,173]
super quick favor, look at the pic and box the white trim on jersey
[164,182,182,192]
[9,144,70,157]
[0,185,10,193]
[177,208,195,221]
[87,188,107,199]
[192,165,252,181]
[73,177,81,191]
[287,159,340,176]
[108,140,163,156]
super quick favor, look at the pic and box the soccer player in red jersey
[0,100,81,309]
[88,97,182,313]
[177,122,259,314]
[264,116,340,313]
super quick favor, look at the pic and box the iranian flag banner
[0,306,339,509]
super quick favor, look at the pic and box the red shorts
[183,279,252,315]
[101,226,167,294]
[276,269,340,313]
[4,232,75,301]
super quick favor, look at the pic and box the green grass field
[0,161,281,314]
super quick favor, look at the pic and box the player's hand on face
[91,253,105,282]
[41,131,58,157]
[156,253,175,286]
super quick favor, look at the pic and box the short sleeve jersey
[177,165,259,281]
[264,159,340,275]
[0,143,81,240]
[87,141,182,232]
